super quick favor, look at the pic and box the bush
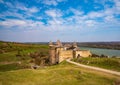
[29,51,49,66]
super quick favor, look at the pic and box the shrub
[29,51,49,66]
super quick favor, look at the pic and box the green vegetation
[0,41,49,70]
[0,63,23,72]
[72,57,120,72]
[0,61,119,85]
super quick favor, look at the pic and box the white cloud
[0,19,27,27]
[114,0,120,14]
[0,19,44,29]
[28,7,39,13]
[85,20,97,27]
[0,1,40,21]
[48,18,64,25]
[70,8,84,15]
[45,9,65,25]
[45,9,62,18]
[15,2,39,13]
[42,0,58,6]
[94,0,120,15]
[114,0,120,8]
[42,0,67,6]
[87,11,104,18]
[2,1,39,13]
[0,11,24,19]
[104,15,115,22]
[64,5,120,29]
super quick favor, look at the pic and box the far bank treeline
[77,42,120,50]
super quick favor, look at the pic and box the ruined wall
[75,50,91,58]
[59,50,73,63]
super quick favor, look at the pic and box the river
[79,47,120,57]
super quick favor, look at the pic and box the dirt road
[66,59,120,76]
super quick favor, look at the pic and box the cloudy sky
[0,0,120,42]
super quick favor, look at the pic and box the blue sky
[0,0,120,42]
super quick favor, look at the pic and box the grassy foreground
[0,61,120,85]
[72,57,120,72]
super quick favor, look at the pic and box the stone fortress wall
[75,50,91,58]
[59,50,73,62]
[49,40,92,65]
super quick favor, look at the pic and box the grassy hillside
[0,41,49,54]
[0,41,49,71]
[72,57,120,72]
[0,61,120,85]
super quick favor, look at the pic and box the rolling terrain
[0,61,120,85]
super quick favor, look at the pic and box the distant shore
[80,47,120,58]
[77,42,120,50]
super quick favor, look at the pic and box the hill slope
[0,61,120,85]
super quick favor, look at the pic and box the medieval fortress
[49,40,92,64]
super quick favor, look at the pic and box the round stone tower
[49,41,56,65]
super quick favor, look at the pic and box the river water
[79,47,120,57]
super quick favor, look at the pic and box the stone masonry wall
[59,50,73,63]
[75,50,91,58]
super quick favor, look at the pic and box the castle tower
[49,41,56,65]
[49,41,53,46]
[56,40,63,47]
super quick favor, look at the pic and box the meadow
[0,61,120,85]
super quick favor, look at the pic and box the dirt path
[66,59,120,76]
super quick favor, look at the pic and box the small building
[49,40,92,65]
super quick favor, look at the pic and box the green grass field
[72,57,120,72]
[0,61,120,85]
